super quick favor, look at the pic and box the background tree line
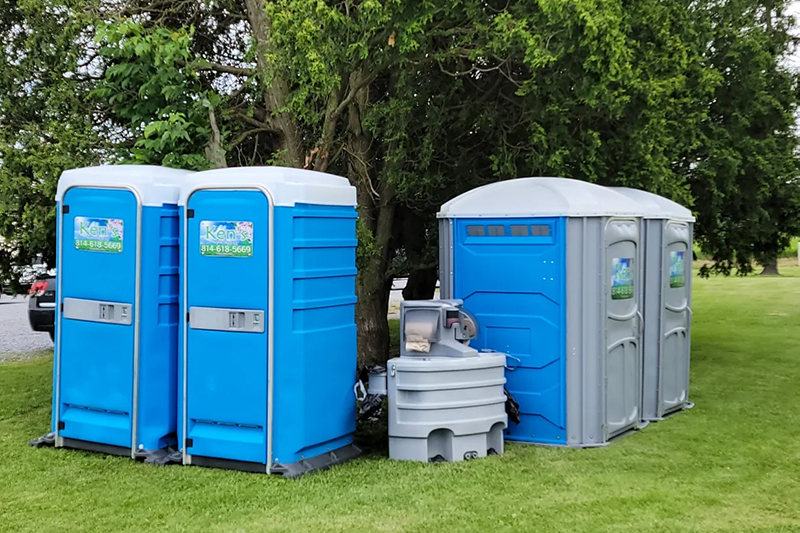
[2,0,799,363]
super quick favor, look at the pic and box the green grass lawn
[2,270,800,532]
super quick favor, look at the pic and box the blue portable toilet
[438,178,646,447]
[52,165,192,458]
[177,166,360,476]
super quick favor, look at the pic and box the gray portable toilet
[438,177,646,447]
[609,188,695,421]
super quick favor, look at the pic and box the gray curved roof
[609,187,695,222]
[438,177,642,218]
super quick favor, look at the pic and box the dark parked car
[29,275,56,341]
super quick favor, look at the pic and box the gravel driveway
[0,294,53,362]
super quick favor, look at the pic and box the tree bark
[399,208,437,301]
[346,79,395,366]
[311,89,343,173]
[355,253,393,366]
[353,193,395,365]
[242,5,396,364]
[403,268,438,301]
[760,258,780,276]
[244,0,304,167]
[204,107,227,168]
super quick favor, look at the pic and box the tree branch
[332,69,380,119]
[204,107,227,169]
[436,58,508,78]
[229,127,276,150]
[234,110,273,129]
[343,144,380,201]
[177,59,255,77]
[77,53,99,68]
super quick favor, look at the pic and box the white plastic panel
[56,165,193,206]
[178,166,356,208]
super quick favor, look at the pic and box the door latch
[99,304,114,321]
[229,311,245,329]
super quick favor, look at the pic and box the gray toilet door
[659,222,691,416]
[604,219,641,438]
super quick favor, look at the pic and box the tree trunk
[245,0,304,167]
[204,107,227,168]
[760,258,780,276]
[353,194,395,365]
[402,268,438,301]
[240,2,396,366]
[346,80,396,366]
[399,207,437,301]
[354,196,395,365]
[355,259,392,366]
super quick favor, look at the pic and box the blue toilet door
[57,187,138,449]
[452,218,567,445]
[185,189,270,464]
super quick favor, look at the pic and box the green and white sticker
[670,251,686,288]
[611,257,634,300]
[74,217,124,253]
[200,221,253,257]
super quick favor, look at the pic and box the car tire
[49,330,55,343]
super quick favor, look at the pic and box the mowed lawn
[1,270,799,533]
